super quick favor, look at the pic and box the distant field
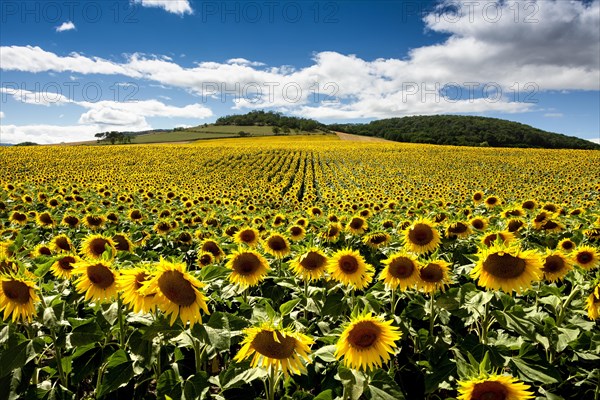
[132,125,323,143]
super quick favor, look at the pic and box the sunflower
[226,249,270,288]
[557,238,576,253]
[128,209,144,222]
[403,219,441,255]
[200,239,225,261]
[289,249,328,282]
[585,284,600,320]
[446,222,472,239]
[379,252,420,291]
[457,374,534,400]
[113,233,135,252]
[153,220,173,235]
[50,254,80,279]
[482,231,514,247]
[472,191,484,204]
[73,260,119,302]
[83,214,106,230]
[32,243,53,257]
[469,217,488,231]
[272,214,286,227]
[287,225,305,241]
[234,322,314,376]
[0,275,40,323]
[9,211,27,225]
[80,234,117,260]
[347,216,368,235]
[61,214,80,228]
[363,232,391,249]
[321,222,342,242]
[506,218,525,233]
[118,267,156,314]
[235,227,260,247]
[197,252,214,267]
[141,258,209,327]
[36,212,56,228]
[572,246,599,270]
[521,199,538,211]
[472,244,542,293]
[335,312,401,371]
[327,248,374,290]
[417,260,451,293]
[541,250,573,282]
[539,219,564,233]
[484,196,501,208]
[263,233,291,258]
[50,234,73,253]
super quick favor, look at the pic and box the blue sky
[0,0,598,144]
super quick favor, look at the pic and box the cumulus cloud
[1,0,598,124]
[55,21,76,32]
[133,0,192,16]
[588,137,600,144]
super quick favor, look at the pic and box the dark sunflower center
[300,252,327,271]
[534,214,547,223]
[471,381,508,400]
[473,193,483,201]
[290,227,303,236]
[326,226,339,237]
[38,246,52,256]
[58,256,76,271]
[348,321,381,349]
[113,235,131,251]
[267,236,287,251]
[40,213,53,224]
[408,224,434,245]
[507,220,524,232]
[560,241,574,250]
[542,221,559,230]
[86,216,103,226]
[472,220,484,229]
[576,252,593,264]
[483,253,526,279]
[339,255,359,274]
[87,264,115,289]
[157,271,196,306]
[13,213,27,221]
[202,242,221,256]
[130,210,142,219]
[64,216,79,226]
[90,238,110,256]
[233,253,261,275]
[251,330,296,359]
[2,280,31,304]
[178,233,192,242]
[240,230,256,242]
[420,263,444,282]
[199,254,212,265]
[483,234,504,247]
[486,197,498,205]
[134,272,148,290]
[449,223,468,234]
[157,222,170,231]
[522,201,535,210]
[388,257,414,279]
[369,234,387,245]
[543,255,565,273]
[349,218,364,230]
[55,237,71,251]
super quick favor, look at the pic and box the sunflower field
[0,135,599,400]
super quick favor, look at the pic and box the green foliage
[329,115,600,149]
[216,110,327,133]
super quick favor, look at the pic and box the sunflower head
[0,275,40,323]
[347,216,368,235]
[363,232,391,249]
[572,246,599,270]
[482,231,514,248]
[73,260,119,302]
[234,322,314,376]
[541,250,573,282]
[197,252,214,268]
[335,312,401,371]
[403,219,441,255]
[51,254,80,279]
[290,249,328,282]
[379,252,420,291]
[80,234,116,260]
[235,227,260,247]
[417,260,451,293]
[327,248,374,290]
[118,267,157,314]
[321,223,342,242]
[585,284,600,320]
[226,249,270,288]
[51,234,73,253]
[457,374,534,400]
[446,221,472,239]
[288,225,306,241]
[469,217,488,231]
[557,238,576,253]
[263,233,291,258]
[113,233,135,252]
[472,244,542,294]
[200,239,225,261]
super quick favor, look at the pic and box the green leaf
[280,298,301,316]
[313,345,337,362]
[313,390,333,400]
[157,369,182,400]
[97,350,134,398]
[510,358,560,384]
[556,327,579,352]
[69,319,104,347]
[0,340,36,378]
[222,367,267,390]
[369,370,405,400]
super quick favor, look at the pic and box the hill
[329,115,599,150]
[215,110,328,132]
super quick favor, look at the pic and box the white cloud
[588,138,600,144]
[544,113,564,118]
[0,111,4,119]
[55,21,76,32]
[133,0,192,16]
[1,0,598,123]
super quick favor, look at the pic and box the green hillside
[329,115,599,150]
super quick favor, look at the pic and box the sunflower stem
[38,292,68,388]
[429,293,435,338]
[481,300,490,345]
[390,289,397,315]
[117,294,125,348]
[556,286,579,327]
[266,366,277,400]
